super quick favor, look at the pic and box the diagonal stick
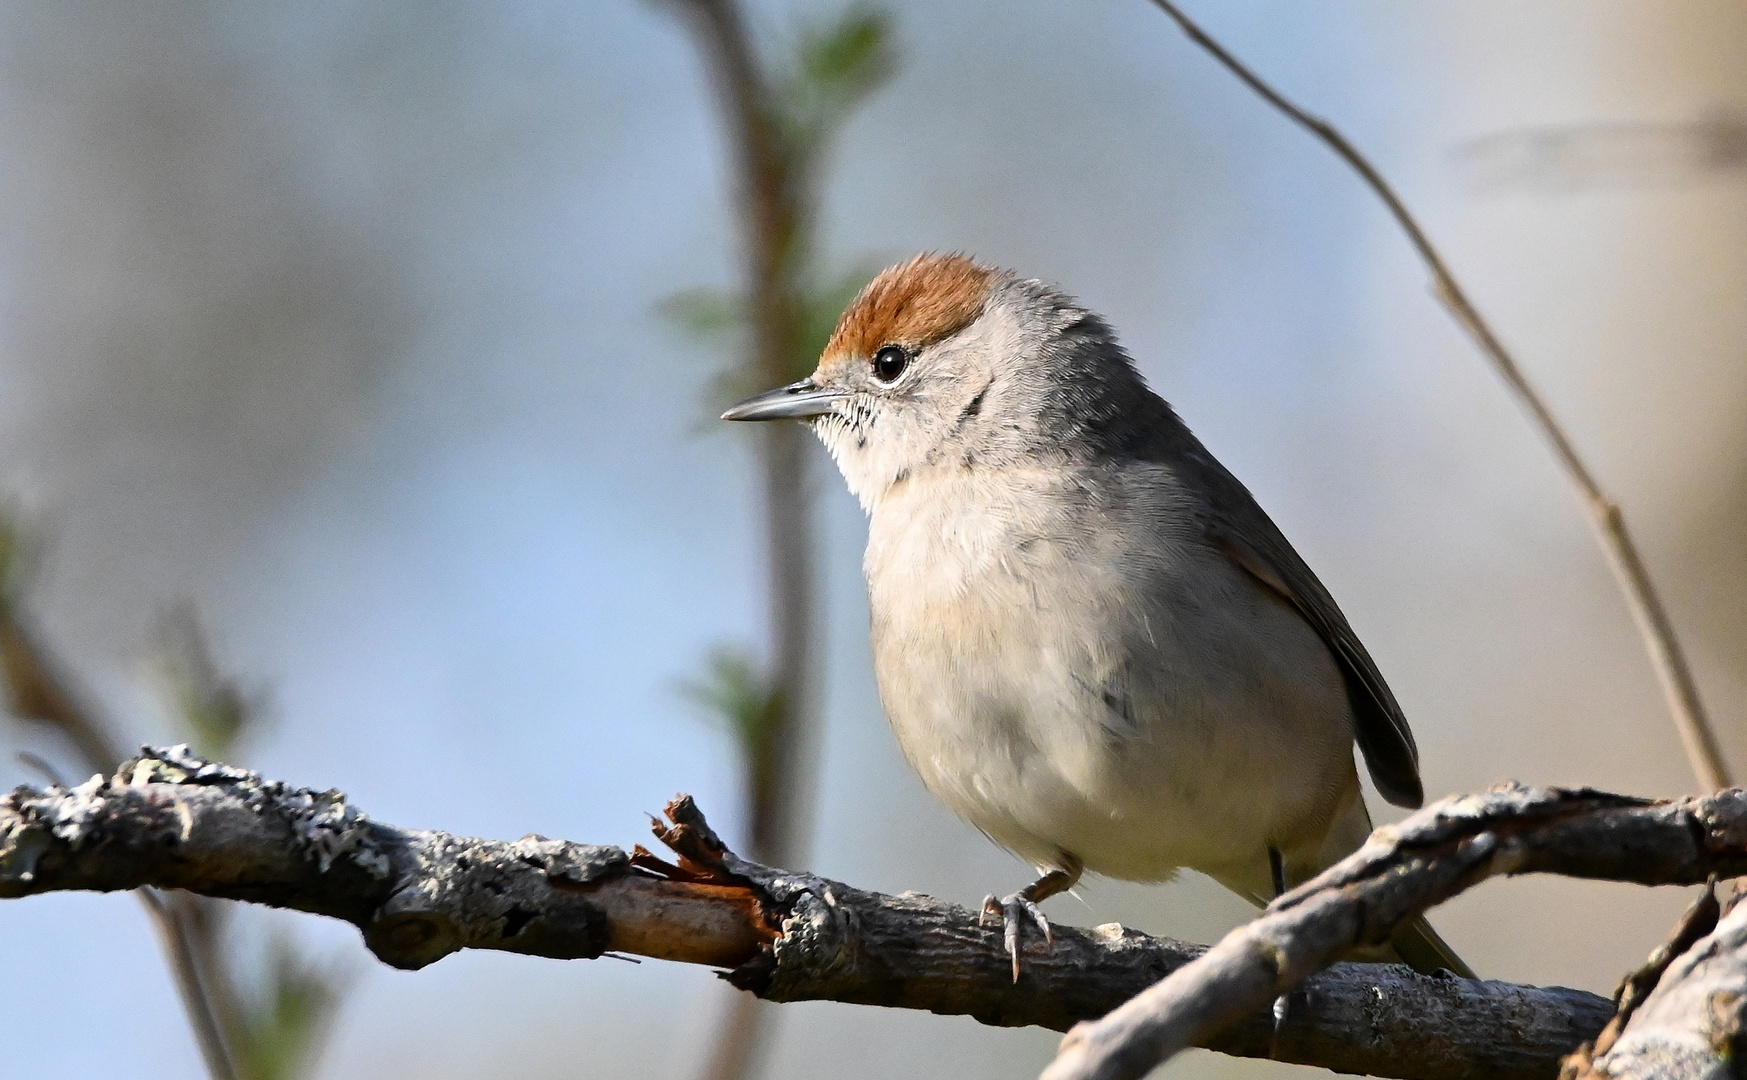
[1146,0,1728,793]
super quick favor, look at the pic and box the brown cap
[822,253,1001,369]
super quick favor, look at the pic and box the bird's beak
[720,379,846,422]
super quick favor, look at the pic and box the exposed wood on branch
[0,747,1635,1079]
[1562,888,1747,1078]
[1042,783,1747,1080]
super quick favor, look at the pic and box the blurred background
[2,1,1746,1077]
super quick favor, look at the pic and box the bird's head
[722,253,1160,510]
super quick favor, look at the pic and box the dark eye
[871,344,910,384]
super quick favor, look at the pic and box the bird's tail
[1313,792,1475,978]
[1217,894,1473,979]
[1387,914,1475,979]
[1217,791,1475,979]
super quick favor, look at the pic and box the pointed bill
[721,380,845,422]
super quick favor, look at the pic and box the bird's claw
[981,892,1053,982]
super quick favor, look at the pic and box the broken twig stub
[3,750,1631,1079]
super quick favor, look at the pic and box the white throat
[810,407,916,514]
[808,304,1030,514]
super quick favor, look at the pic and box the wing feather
[1167,441,1424,809]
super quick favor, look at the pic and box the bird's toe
[982,892,1053,982]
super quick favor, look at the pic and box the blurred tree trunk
[660,2,896,1077]
[666,4,818,1079]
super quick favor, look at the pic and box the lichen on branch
[3,747,1626,1080]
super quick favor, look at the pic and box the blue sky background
[3,2,1747,1077]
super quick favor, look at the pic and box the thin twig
[1562,883,1747,1077]
[1041,782,1747,1080]
[15,749,68,787]
[0,605,240,1080]
[4,751,1639,1080]
[1558,882,1723,1077]
[659,2,825,1077]
[137,889,240,1080]
[1145,0,1729,793]
[1,609,125,771]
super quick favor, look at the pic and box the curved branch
[1145,0,1728,793]
[1,602,239,1080]
[1042,782,1747,1080]
[650,2,826,1074]
[1564,888,1747,1078]
[2,747,1622,1080]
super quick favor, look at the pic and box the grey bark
[1564,886,1747,1079]
[1,747,1635,1078]
[1042,783,1747,1080]
[2,605,241,1080]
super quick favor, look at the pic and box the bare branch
[1,606,123,770]
[1144,0,1729,793]
[1,601,240,1080]
[1042,783,1747,1080]
[1565,889,1747,1077]
[2,748,1625,1080]
[1558,883,1724,1078]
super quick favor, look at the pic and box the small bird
[723,253,1468,979]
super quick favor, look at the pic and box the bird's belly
[866,492,1357,882]
[878,648,1315,881]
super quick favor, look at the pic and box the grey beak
[721,379,845,422]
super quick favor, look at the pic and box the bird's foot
[981,891,1054,982]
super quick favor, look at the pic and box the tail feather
[1389,914,1475,979]
[1213,791,1476,979]
[1327,791,1475,977]
[1210,869,1475,977]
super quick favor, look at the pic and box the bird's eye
[871,344,910,384]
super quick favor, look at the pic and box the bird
[721,252,1469,980]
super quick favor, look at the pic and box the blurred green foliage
[225,933,350,1080]
[153,606,256,763]
[0,505,348,1080]
[150,609,349,1080]
[0,506,41,605]
[660,3,898,399]
[681,647,785,801]
[777,6,897,160]
[682,647,769,752]
[660,259,888,410]
[661,2,898,812]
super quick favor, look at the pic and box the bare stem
[0,605,241,1080]
[138,889,240,1080]
[1144,0,1729,793]
[5,753,1650,1080]
[1041,782,1747,1080]
[658,1,823,1075]
[659,0,818,890]
[697,993,768,1080]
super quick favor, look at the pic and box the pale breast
[862,462,1359,881]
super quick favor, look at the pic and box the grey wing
[1175,448,1424,809]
